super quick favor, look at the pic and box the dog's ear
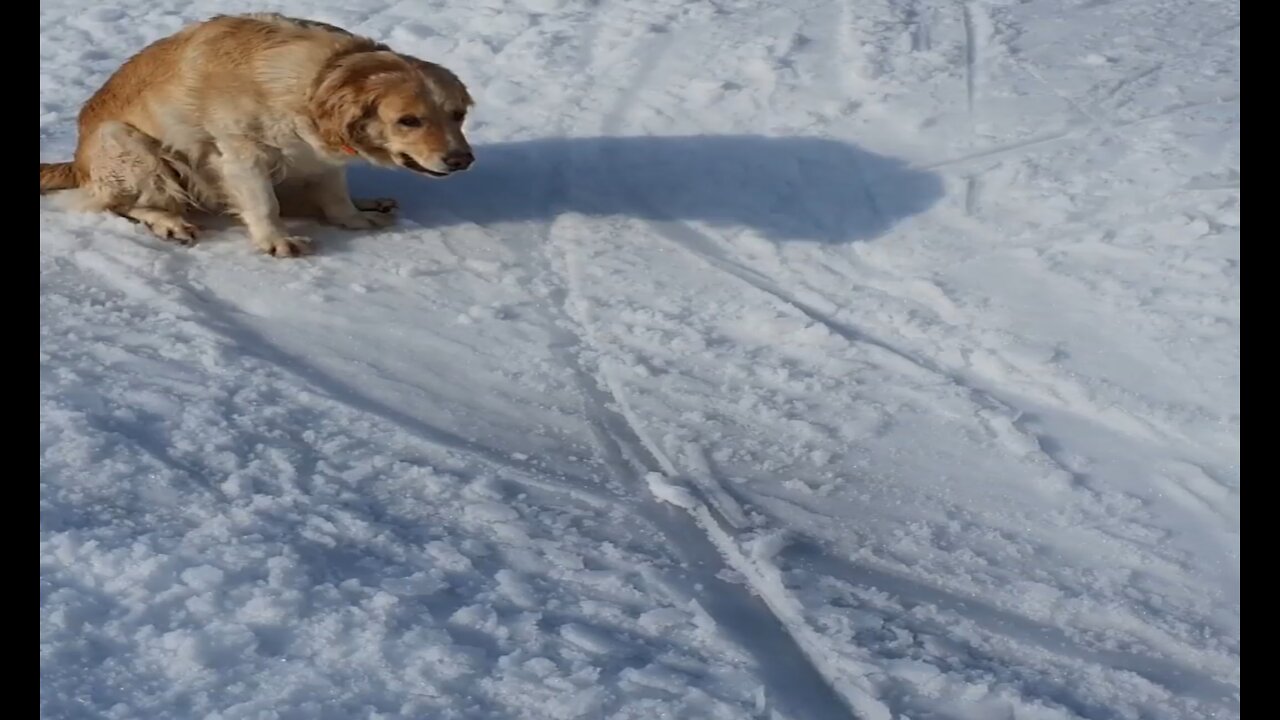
[405,56,473,109]
[310,55,387,150]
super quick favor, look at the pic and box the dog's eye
[397,116,422,128]
[450,111,466,123]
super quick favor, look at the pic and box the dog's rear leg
[82,121,200,245]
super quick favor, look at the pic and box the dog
[39,13,474,257]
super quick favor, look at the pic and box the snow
[40,0,1238,717]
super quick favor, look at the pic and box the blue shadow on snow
[348,135,943,244]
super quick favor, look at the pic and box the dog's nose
[444,150,474,171]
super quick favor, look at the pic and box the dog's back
[76,15,377,163]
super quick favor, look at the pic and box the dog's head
[311,51,474,176]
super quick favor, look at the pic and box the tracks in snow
[521,4,874,717]
[960,1,980,118]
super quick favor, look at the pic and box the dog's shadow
[347,135,943,245]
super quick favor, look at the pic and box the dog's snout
[444,150,474,171]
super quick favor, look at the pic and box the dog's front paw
[255,234,313,258]
[146,218,200,246]
[354,197,398,214]
[333,197,398,229]
[329,209,397,230]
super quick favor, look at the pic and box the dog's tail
[40,162,82,194]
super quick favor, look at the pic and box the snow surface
[40,0,1238,718]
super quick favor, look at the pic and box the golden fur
[39,13,474,257]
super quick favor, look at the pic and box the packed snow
[40,0,1239,718]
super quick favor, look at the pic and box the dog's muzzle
[398,153,448,177]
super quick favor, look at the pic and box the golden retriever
[39,13,474,257]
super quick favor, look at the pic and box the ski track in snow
[41,0,1238,718]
